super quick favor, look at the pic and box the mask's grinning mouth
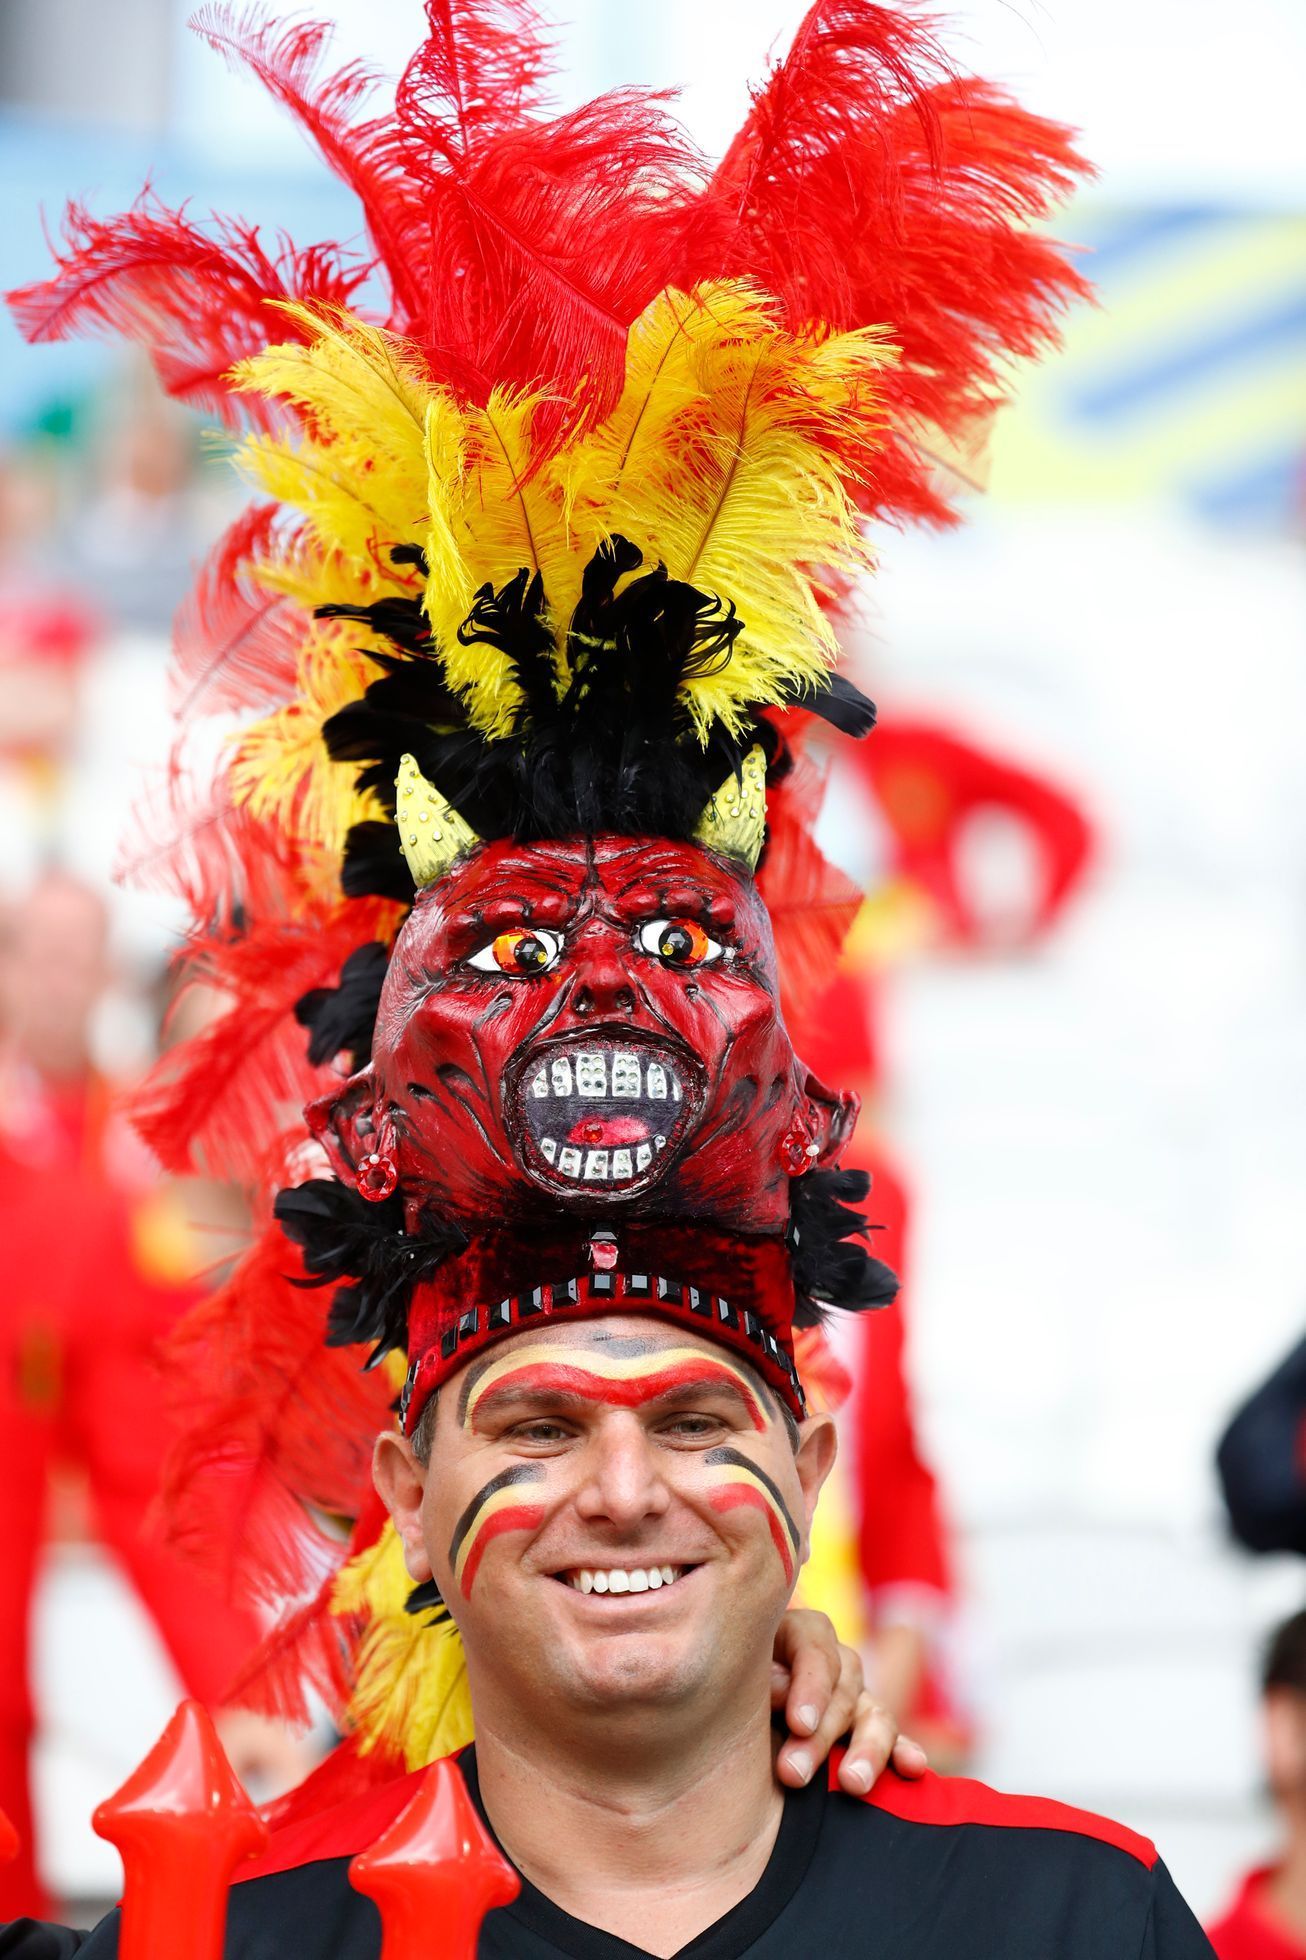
[514,1037,698,1193]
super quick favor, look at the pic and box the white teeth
[540,1137,558,1163]
[583,1149,610,1179]
[576,1052,607,1097]
[558,1145,582,1177]
[551,1057,574,1095]
[672,1076,682,1102]
[532,1067,549,1097]
[647,1063,668,1099]
[568,1565,683,1593]
[636,1143,653,1170]
[611,1148,633,1178]
[612,1053,640,1098]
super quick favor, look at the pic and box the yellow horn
[395,753,480,887]
[692,744,767,871]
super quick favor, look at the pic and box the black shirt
[20,1752,1213,1958]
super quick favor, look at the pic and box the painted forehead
[449,1316,783,1426]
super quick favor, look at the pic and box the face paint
[449,1463,547,1599]
[701,1446,801,1586]
[460,1342,768,1434]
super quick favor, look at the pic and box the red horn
[350,1758,519,1957]
[93,1700,267,1960]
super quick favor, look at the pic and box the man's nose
[573,1417,672,1532]
[565,928,635,1019]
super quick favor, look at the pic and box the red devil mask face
[309,835,853,1237]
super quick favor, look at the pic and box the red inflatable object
[349,1758,519,1959]
[92,1700,268,1960]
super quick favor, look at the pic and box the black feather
[788,1168,898,1327]
[295,941,391,1069]
[404,1577,451,1626]
[796,673,878,738]
[274,1179,465,1365]
[341,822,415,902]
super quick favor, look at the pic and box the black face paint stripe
[448,1463,546,1568]
[703,1446,801,1552]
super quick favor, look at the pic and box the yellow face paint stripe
[461,1343,767,1431]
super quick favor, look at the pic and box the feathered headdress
[10,0,1088,1782]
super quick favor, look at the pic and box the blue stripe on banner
[1068,292,1306,423]
[1190,449,1304,526]
[1078,205,1229,280]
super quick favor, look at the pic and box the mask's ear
[800,1068,860,1168]
[305,1066,382,1182]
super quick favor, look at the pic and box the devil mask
[309,832,854,1237]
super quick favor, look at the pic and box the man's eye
[635,918,722,968]
[660,1414,723,1439]
[467,927,563,975]
[510,1421,571,1444]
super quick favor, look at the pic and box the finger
[782,1629,843,1743]
[835,1694,899,1796]
[891,1734,929,1779]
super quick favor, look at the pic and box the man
[1208,1609,1306,1959]
[6,5,1208,1953]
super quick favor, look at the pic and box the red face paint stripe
[457,1504,548,1599]
[707,1484,797,1586]
[467,1357,765,1431]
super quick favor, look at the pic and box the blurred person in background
[1208,1610,1306,1959]
[1217,1337,1306,1560]
[0,870,303,1921]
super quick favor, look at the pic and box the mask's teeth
[539,1137,558,1163]
[550,1056,574,1096]
[654,1135,666,1152]
[612,1052,640,1097]
[611,1148,632,1178]
[636,1143,653,1170]
[583,1149,609,1180]
[647,1063,668,1099]
[531,1066,549,1097]
[558,1145,582,1177]
[576,1051,607,1097]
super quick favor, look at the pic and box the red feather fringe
[9,192,365,429]
[171,503,307,720]
[131,897,396,1184]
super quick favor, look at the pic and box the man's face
[375,1316,835,1730]
[313,834,841,1236]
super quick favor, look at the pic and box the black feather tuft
[341,821,416,902]
[788,1168,898,1327]
[797,673,878,739]
[295,941,391,1070]
[274,1179,465,1365]
[404,1577,451,1626]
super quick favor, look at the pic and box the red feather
[758,745,862,1031]
[697,1,1091,525]
[191,6,429,329]
[171,503,307,720]
[160,1224,391,1609]
[114,754,306,929]
[131,898,396,1184]
[220,1572,352,1728]
[8,192,365,427]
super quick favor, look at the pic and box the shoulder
[840,1761,1157,1869]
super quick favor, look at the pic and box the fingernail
[787,1750,812,1783]
[795,1703,819,1733]
[842,1761,871,1793]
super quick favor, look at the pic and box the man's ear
[372,1430,434,1585]
[800,1068,860,1169]
[306,1066,382,1182]
[792,1412,839,1562]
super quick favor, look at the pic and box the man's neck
[471,1691,786,1959]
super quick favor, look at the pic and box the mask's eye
[467,927,563,975]
[635,918,722,968]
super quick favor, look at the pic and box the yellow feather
[228,624,380,858]
[333,1523,474,1770]
[561,282,895,740]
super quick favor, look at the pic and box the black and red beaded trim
[402,1267,806,1432]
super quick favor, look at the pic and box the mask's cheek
[691,1448,803,1590]
[444,1464,550,1602]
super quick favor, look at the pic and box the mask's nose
[564,927,636,1020]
